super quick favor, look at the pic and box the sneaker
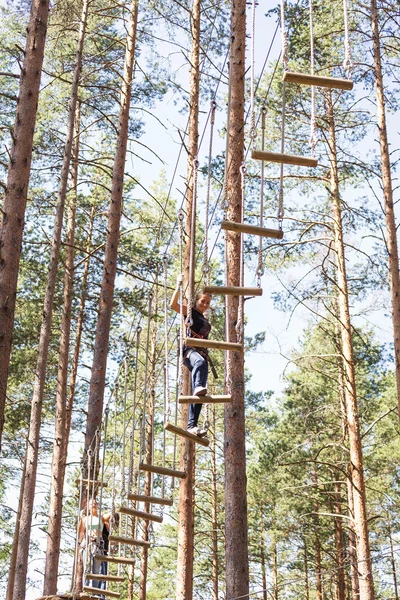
[187,426,208,438]
[193,386,207,396]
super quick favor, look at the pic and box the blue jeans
[184,350,208,428]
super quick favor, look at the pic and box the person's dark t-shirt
[183,308,211,354]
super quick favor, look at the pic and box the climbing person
[170,276,213,437]
[78,498,111,595]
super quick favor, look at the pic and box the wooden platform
[118,505,163,523]
[109,534,150,547]
[93,554,135,565]
[283,71,353,90]
[221,220,283,240]
[83,587,120,598]
[178,394,232,404]
[75,479,107,488]
[251,149,318,167]
[86,574,125,583]
[203,285,263,296]
[36,595,96,600]
[139,462,186,479]
[128,493,174,506]
[164,422,210,446]
[184,337,242,352]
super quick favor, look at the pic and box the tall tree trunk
[326,90,375,600]
[346,469,360,600]
[332,482,346,600]
[69,208,95,596]
[272,539,278,600]
[176,0,200,597]
[260,512,267,600]
[304,538,309,600]
[43,100,81,596]
[224,0,249,597]
[370,0,400,418]
[139,319,157,600]
[0,0,50,450]
[84,0,138,463]
[388,519,399,600]
[13,5,89,596]
[211,405,219,600]
[6,443,28,600]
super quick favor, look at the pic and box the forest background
[1,0,400,598]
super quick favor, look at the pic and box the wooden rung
[75,479,108,487]
[84,586,120,598]
[251,149,318,168]
[283,71,354,90]
[86,574,125,582]
[184,337,243,352]
[118,505,163,523]
[108,534,150,547]
[221,220,284,240]
[139,462,186,479]
[94,554,135,565]
[203,285,263,296]
[179,394,232,404]
[164,422,210,447]
[127,493,173,506]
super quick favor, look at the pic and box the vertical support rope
[186,157,199,330]
[343,0,353,76]
[137,294,153,498]
[122,360,128,498]
[128,326,141,492]
[257,106,266,286]
[278,82,286,228]
[236,164,246,345]
[203,100,217,286]
[177,210,185,389]
[280,0,289,72]
[222,58,232,210]
[249,0,257,144]
[111,383,118,534]
[309,0,317,154]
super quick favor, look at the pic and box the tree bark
[346,468,360,600]
[13,3,89,595]
[304,538,309,600]
[0,0,50,451]
[43,100,81,595]
[224,0,249,597]
[272,539,278,600]
[176,0,200,598]
[388,519,399,600]
[370,0,400,419]
[211,405,219,600]
[84,0,138,463]
[326,90,375,600]
[6,443,28,600]
[332,482,346,600]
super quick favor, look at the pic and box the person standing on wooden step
[171,277,212,437]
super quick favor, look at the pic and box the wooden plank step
[203,285,263,296]
[221,220,283,240]
[251,149,318,168]
[118,505,163,523]
[108,534,150,547]
[93,554,135,565]
[184,337,242,352]
[36,595,96,600]
[86,574,125,583]
[164,422,210,447]
[127,493,173,506]
[283,71,353,90]
[84,586,120,598]
[139,462,186,479]
[179,394,232,404]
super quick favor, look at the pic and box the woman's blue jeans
[184,350,208,428]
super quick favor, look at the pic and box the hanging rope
[128,326,141,492]
[280,0,289,72]
[309,0,317,154]
[203,99,217,286]
[342,0,353,76]
[278,82,286,229]
[137,294,153,500]
[257,105,267,286]
[236,163,246,345]
[111,383,118,534]
[186,157,199,331]
[177,209,185,388]
[249,0,257,144]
